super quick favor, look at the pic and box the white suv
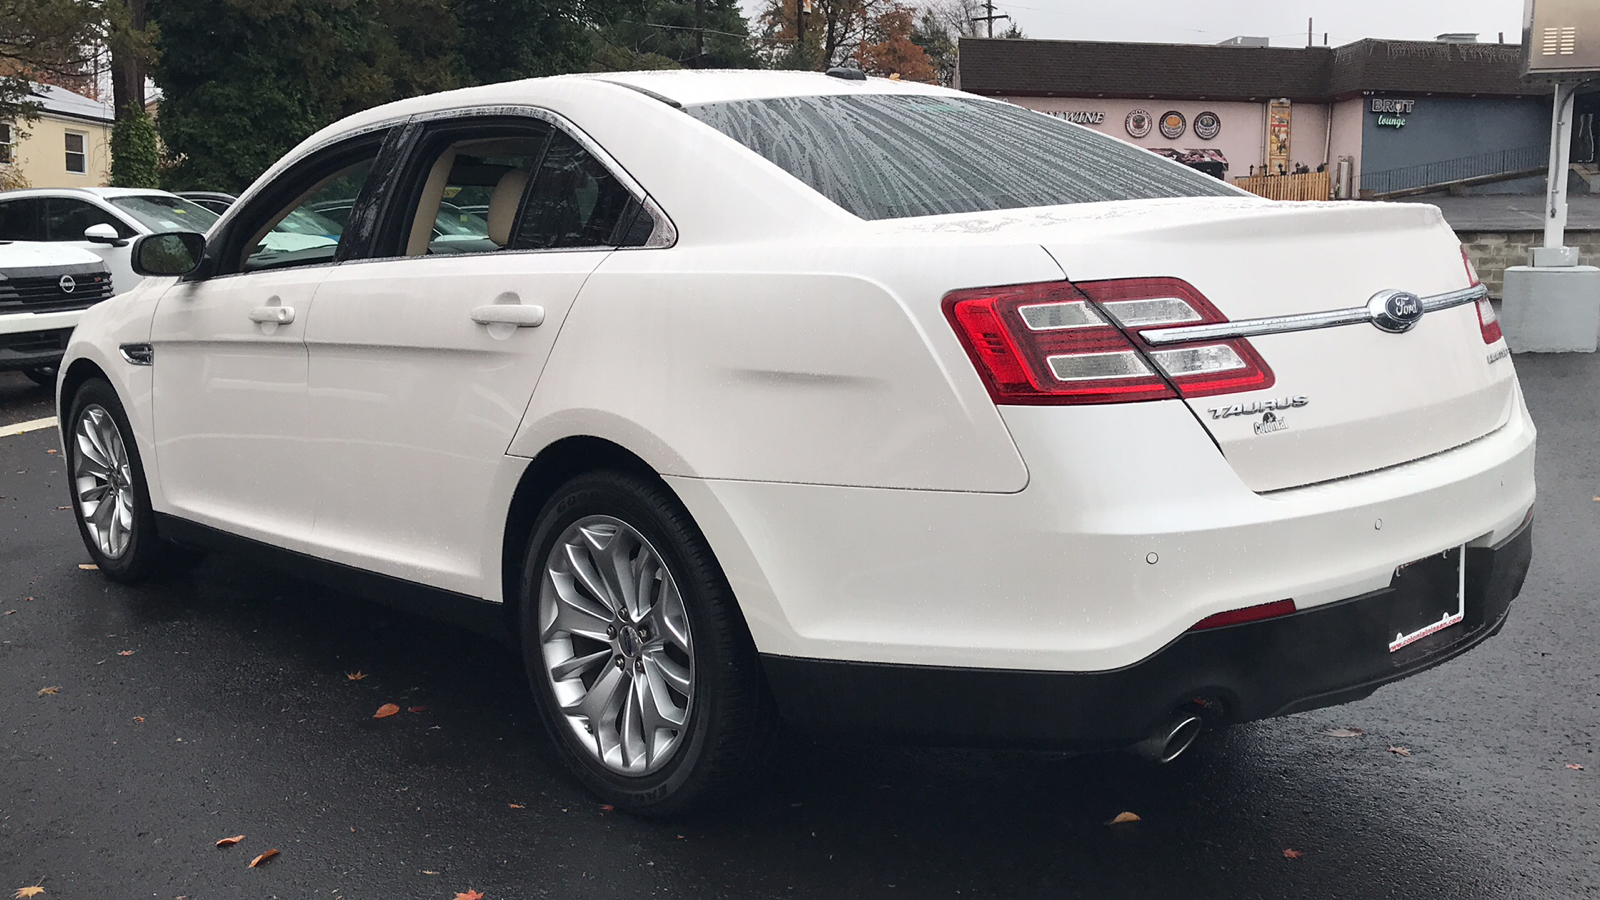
[0,188,219,296]
[54,71,1535,813]
[0,240,112,385]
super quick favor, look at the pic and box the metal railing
[1360,145,1549,196]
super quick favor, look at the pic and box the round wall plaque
[1125,109,1153,138]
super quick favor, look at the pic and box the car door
[148,131,391,550]
[303,114,655,594]
[40,197,140,295]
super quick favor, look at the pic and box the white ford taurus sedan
[55,70,1535,813]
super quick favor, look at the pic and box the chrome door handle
[248,305,295,324]
[471,305,545,328]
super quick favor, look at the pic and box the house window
[0,123,13,165]
[65,131,86,174]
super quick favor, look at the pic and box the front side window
[109,194,219,234]
[237,151,378,273]
[44,198,136,240]
[687,94,1239,221]
[64,131,86,174]
[0,123,13,165]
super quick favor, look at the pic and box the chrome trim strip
[1139,285,1487,346]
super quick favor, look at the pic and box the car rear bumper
[761,519,1531,749]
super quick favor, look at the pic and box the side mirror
[131,231,206,277]
[83,223,127,247]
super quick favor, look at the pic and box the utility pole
[972,0,1010,38]
[695,0,704,62]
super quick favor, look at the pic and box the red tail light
[1188,598,1297,631]
[1462,249,1503,345]
[943,278,1273,405]
[1476,295,1502,344]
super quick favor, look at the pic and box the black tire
[63,378,177,583]
[22,366,56,388]
[519,470,776,815]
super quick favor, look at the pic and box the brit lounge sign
[1370,97,1416,128]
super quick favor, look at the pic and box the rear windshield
[686,94,1238,221]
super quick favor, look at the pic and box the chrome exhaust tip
[1132,712,1203,764]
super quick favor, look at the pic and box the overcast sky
[737,0,1530,47]
[960,0,1525,46]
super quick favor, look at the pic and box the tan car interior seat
[486,168,531,248]
[405,149,457,257]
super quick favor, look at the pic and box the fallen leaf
[507,803,525,809]
[453,891,483,900]
[346,671,367,681]
[421,869,439,875]
[373,703,400,719]
[78,564,97,570]
[248,849,279,868]
[215,835,245,848]
[1283,848,1303,859]
[1566,763,1585,771]
[13,886,45,898]
[45,449,56,454]
[1387,746,1412,756]
[1107,811,1140,824]
[599,804,614,811]
[1322,727,1365,738]
[37,686,59,696]
[118,650,134,657]
[132,716,145,724]
[407,705,427,714]
[5,610,14,615]
[56,506,70,511]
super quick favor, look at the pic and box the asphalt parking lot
[1,360,1596,900]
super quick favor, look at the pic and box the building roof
[29,82,114,124]
[957,37,1548,102]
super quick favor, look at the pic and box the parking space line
[0,417,58,438]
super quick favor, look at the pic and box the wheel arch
[499,435,684,634]
[59,356,112,411]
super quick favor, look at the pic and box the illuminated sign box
[1524,0,1600,76]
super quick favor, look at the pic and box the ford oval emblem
[1367,290,1425,333]
[58,275,76,294]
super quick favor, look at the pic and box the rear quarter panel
[509,239,1064,492]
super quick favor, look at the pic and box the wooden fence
[1232,171,1331,201]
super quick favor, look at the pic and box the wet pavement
[1,357,1596,900]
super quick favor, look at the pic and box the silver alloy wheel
[538,515,695,776]
[73,404,136,560]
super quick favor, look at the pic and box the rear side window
[512,131,637,251]
[687,94,1238,221]
[0,198,43,241]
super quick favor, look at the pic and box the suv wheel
[519,470,774,815]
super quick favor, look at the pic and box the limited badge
[1193,111,1221,140]
[1126,109,1153,138]
[1159,110,1187,139]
